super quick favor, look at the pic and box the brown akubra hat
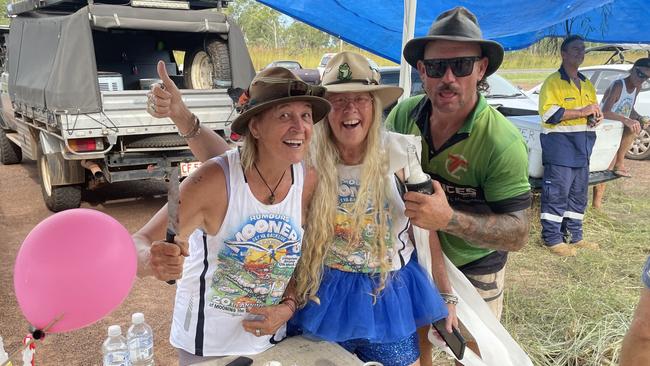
[403,6,504,77]
[231,67,331,135]
[321,52,403,107]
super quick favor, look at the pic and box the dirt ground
[0,160,178,365]
[1,157,648,366]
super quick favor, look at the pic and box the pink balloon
[14,208,136,333]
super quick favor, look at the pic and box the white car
[526,64,650,159]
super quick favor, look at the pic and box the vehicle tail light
[68,138,104,152]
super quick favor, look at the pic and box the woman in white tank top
[133,66,330,364]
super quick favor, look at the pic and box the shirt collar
[559,65,587,83]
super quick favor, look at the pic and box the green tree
[229,0,285,48]
[285,21,330,50]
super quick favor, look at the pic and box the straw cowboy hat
[231,67,331,135]
[321,52,403,106]
[403,6,504,77]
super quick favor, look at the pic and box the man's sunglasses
[635,68,649,80]
[421,56,482,78]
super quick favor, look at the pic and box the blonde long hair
[294,97,394,306]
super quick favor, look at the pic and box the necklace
[253,162,287,204]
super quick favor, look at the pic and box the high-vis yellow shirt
[537,66,597,167]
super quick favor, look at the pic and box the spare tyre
[183,39,231,89]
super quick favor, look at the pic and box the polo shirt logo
[445,153,468,179]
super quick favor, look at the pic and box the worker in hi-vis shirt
[537,35,602,257]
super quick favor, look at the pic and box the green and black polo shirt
[385,94,531,273]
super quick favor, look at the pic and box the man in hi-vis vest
[538,35,602,257]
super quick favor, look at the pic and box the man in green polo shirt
[386,7,531,362]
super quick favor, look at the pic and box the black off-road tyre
[0,129,22,164]
[625,128,650,160]
[183,39,231,89]
[37,143,82,212]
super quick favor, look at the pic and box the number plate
[180,161,202,177]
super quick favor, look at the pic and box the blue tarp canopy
[258,0,650,63]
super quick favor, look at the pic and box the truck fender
[38,132,85,185]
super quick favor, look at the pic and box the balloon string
[0,313,64,366]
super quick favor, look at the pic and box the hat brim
[323,83,404,108]
[231,95,331,135]
[403,36,504,77]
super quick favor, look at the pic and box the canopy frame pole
[398,0,417,102]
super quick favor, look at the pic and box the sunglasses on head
[255,77,324,97]
[421,56,482,78]
[635,68,649,80]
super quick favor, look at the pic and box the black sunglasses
[635,68,649,80]
[421,56,482,78]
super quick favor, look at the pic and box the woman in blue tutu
[290,52,457,366]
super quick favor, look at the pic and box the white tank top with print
[605,78,638,118]
[170,149,304,356]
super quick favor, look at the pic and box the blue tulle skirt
[288,256,448,344]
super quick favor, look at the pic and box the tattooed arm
[445,208,529,251]
[403,180,530,252]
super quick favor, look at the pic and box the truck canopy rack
[7,0,231,16]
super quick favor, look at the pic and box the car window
[380,71,399,85]
[485,74,525,97]
[594,70,627,94]
[378,69,424,96]
[581,70,596,82]
[273,61,300,70]
[319,55,332,67]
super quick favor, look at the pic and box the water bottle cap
[132,312,145,324]
[108,325,122,337]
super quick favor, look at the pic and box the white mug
[363,362,384,366]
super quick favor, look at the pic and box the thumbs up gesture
[147,60,194,129]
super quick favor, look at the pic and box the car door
[591,69,627,103]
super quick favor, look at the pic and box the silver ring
[255,328,261,336]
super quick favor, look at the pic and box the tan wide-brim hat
[403,6,504,77]
[231,67,331,135]
[321,52,403,107]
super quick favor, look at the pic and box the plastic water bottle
[102,325,129,366]
[0,335,12,366]
[127,313,155,366]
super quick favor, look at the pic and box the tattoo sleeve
[445,208,530,251]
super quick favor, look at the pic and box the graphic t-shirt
[210,213,301,313]
[325,163,413,272]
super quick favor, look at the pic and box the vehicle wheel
[183,39,231,89]
[37,143,82,212]
[0,129,21,164]
[625,128,650,160]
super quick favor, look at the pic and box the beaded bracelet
[440,292,459,305]
[178,114,201,139]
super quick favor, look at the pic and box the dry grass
[503,166,650,366]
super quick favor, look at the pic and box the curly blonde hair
[294,97,394,307]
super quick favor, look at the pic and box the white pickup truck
[0,0,255,211]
